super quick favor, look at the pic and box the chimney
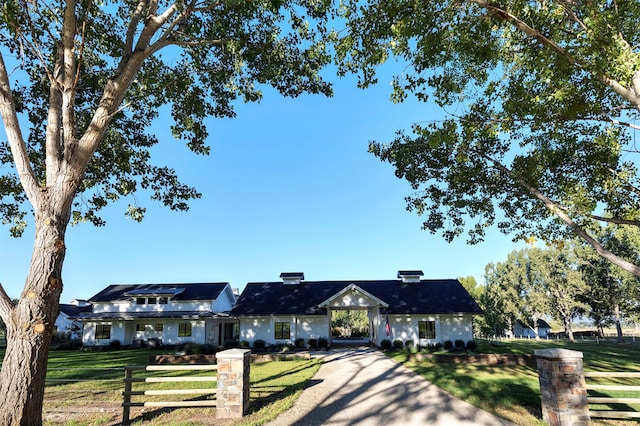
[280,272,305,285]
[397,270,424,283]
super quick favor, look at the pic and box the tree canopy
[0,1,337,424]
[0,0,335,237]
[337,0,640,276]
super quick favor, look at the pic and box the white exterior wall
[438,315,474,343]
[54,314,83,339]
[239,315,329,346]
[380,314,475,346]
[293,316,328,341]
[82,319,208,346]
[92,300,213,313]
[82,321,126,346]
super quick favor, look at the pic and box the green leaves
[342,0,640,274]
[0,0,338,233]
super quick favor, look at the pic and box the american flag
[385,313,390,336]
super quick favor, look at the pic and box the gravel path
[265,347,515,426]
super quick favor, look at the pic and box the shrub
[433,342,443,352]
[380,339,392,350]
[466,340,478,352]
[454,339,465,350]
[240,340,250,348]
[405,340,414,348]
[317,337,329,350]
[443,340,453,351]
[392,339,404,349]
[294,338,306,349]
[224,339,239,349]
[308,338,318,349]
[200,344,216,354]
[108,340,121,350]
[253,339,266,350]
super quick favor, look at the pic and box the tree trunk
[563,316,575,343]
[614,304,624,343]
[0,209,66,425]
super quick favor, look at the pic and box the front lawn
[389,339,640,426]
[2,348,321,425]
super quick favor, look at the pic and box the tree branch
[589,215,640,227]
[468,0,640,109]
[0,53,42,208]
[0,283,14,327]
[478,151,640,276]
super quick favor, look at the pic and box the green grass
[1,348,321,425]
[389,339,640,426]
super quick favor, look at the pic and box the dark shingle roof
[231,279,482,316]
[88,283,229,303]
[59,304,92,317]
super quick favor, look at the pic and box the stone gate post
[535,348,589,426]
[216,348,250,419]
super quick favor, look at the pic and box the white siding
[239,316,329,346]
[438,315,474,343]
[54,314,83,339]
[380,314,474,346]
[92,300,213,313]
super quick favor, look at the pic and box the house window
[418,320,436,339]
[274,322,290,340]
[136,324,146,332]
[178,323,192,337]
[147,297,157,304]
[154,324,164,331]
[159,297,168,304]
[136,297,145,305]
[95,324,111,340]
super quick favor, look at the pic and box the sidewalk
[265,347,515,426]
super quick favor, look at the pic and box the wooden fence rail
[122,364,218,425]
[585,371,640,420]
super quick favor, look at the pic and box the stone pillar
[216,348,251,418]
[535,348,589,426]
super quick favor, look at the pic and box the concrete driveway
[265,347,515,426]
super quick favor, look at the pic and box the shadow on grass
[400,355,543,420]
[124,358,322,425]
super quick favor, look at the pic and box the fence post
[216,348,250,419]
[122,366,133,425]
[535,348,589,426]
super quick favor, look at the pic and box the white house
[55,300,92,339]
[231,271,482,347]
[511,319,552,339]
[76,283,238,347]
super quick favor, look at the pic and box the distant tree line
[464,224,640,343]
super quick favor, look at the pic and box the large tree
[338,0,640,276]
[577,224,640,342]
[528,245,587,342]
[0,1,336,424]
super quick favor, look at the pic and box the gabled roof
[319,283,388,308]
[88,283,229,303]
[231,279,482,316]
[59,303,92,317]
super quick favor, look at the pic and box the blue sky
[0,67,526,301]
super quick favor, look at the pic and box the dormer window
[159,297,168,304]
[147,297,157,304]
[136,297,145,305]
